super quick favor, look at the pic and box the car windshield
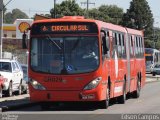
[30,36,99,74]
[154,64,160,68]
[0,62,12,72]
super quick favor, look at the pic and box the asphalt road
[1,80,160,120]
[5,81,160,114]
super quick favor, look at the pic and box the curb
[146,76,160,83]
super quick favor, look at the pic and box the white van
[0,59,23,96]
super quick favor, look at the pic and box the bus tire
[99,86,110,109]
[118,81,126,104]
[133,78,141,98]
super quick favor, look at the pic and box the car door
[12,62,20,90]
[15,62,23,83]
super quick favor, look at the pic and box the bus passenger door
[129,35,136,92]
[101,29,111,98]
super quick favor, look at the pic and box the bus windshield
[30,36,99,74]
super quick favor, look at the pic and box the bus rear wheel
[118,81,126,104]
[132,78,141,98]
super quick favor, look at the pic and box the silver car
[152,64,160,76]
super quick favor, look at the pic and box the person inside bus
[70,38,99,72]
[82,42,98,65]
[83,45,97,59]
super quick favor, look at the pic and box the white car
[0,59,23,96]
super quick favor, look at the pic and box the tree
[121,0,154,37]
[88,8,102,20]
[50,0,83,18]
[4,8,29,24]
[82,5,124,24]
[50,1,123,24]
[98,5,124,24]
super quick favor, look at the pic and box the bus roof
[126,27,144,36]
[32,16,143,35]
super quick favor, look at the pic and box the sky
[3,0,160,27]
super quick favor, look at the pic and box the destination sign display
[43,25,89,32]
[31,22,98,35]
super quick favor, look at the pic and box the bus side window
[106,31,110,55]
[101,30,110,58]
[112,32,118,58]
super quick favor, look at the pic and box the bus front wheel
[99,86,110,109]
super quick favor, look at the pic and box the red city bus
[26,16,145,109]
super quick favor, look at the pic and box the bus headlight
[30,79,46,90]
[83,77,102,90]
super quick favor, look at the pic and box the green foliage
[120,0,155,48]
[4,8,29,24]
[121,0,154,37]
[50,0,83,18]
[50,1,124,25]
[144,39,154,48]
[154,28,160,49]
[99,5,123,24]
[88,5,124,24]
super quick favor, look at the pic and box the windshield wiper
[46,35,62,50]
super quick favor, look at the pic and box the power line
[54,0,56,18]
[81,0,95,17]
[81,0,95,11]
[4,0,14,9]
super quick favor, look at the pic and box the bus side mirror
[22,31,27,49]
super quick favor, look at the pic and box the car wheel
[18,83,22,95]
[24,85,29,94]
[7,82,13,97]
[0,87,2,98]
[152,72,156,76]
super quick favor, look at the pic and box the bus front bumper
[29,89,104,102]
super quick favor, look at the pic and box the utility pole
[81,0,95,17]
[0,0,3,58]
[54,0,56,18]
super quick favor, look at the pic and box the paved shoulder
[0,94,35,112]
